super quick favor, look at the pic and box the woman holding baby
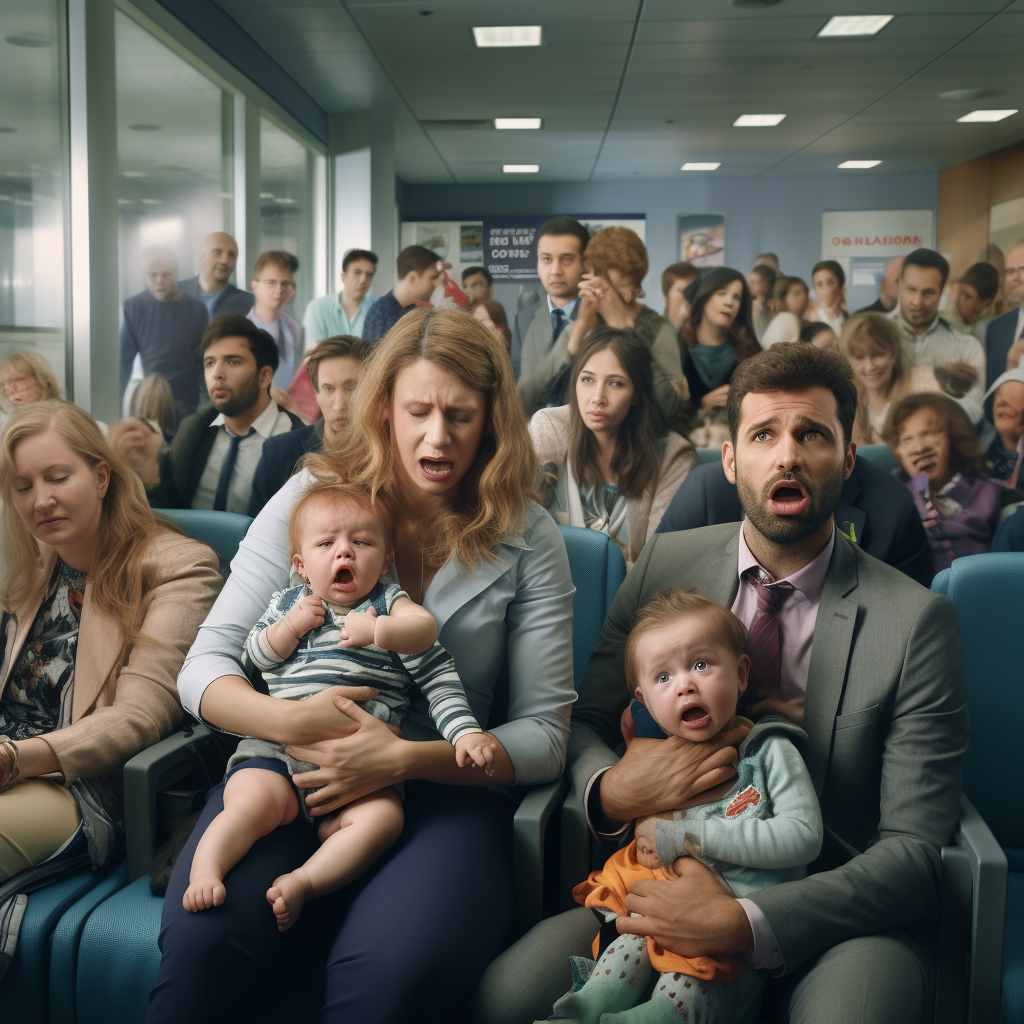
[148,308,577,1023]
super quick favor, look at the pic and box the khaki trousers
[0,778,81,882]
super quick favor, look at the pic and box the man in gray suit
[474,343,968,1023]
[512,216,589,414]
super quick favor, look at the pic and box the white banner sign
[821,209,933,259]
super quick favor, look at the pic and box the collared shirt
[1015,306,1024,344]
[547,294,579,324]
[889,308,986,423]
[302,291,374,344]
[191,400,293,515]
[247,309,304,390]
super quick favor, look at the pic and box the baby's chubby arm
[341,595,438,654]
[263,594,327,661]
[654,736,824,873]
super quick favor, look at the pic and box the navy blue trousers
[147,778,515,1024]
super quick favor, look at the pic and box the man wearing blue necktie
[513,217,590,415]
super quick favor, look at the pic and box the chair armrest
[122,724,213,883]
[559,783,596,912]
[512,776,569,939]
[935,795,1007,1024]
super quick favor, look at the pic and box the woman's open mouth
[914,456,937,475]
[680,705,711,730]
[420,458,454,482]
[768,480,809,516]
[332,566,356,591]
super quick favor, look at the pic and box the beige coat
[530,405,696,567]
[0,529,221,785]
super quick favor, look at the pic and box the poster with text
[481,214,646,281]
[820,210,933,260]
[678,214,725,267]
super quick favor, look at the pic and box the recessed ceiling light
[139,198,162,205]
[957,109,1017,122]
[259,192,274,199]
[495,118,542,130]
[473,26,543,48]
[817,15,893,38]
[503,164,539,173]
[838,160,881,169]
[121,170,147,178]
[733,114,786,127]
[273,197,297,204]
[129,124,161,132]
[682,162,720,171]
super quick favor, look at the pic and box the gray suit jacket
[568,523,968,974]
[515,300,578,415]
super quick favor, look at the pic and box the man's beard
[211,371,261,418]
[736,461,844,546]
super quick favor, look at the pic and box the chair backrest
[695,447,722,466]
[154,509,253,576]
[931,552,1024,862]
[857,444,898,474]
[557,525,627,689]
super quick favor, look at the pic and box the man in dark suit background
[984,241,1024,390]
[248,335,371,515]
[178,232,255,319]
[473,343,968,1024]
[656,455,934,586]
[511,217,589,413]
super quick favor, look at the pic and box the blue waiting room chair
[62,524,626,1023]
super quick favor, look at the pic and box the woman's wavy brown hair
[568,326,664,500]
[884,392,987,480]
[841,311,909,445]
[303,306,536,569]
[0,401,178,647]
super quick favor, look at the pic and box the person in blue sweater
[543,588,823,1024]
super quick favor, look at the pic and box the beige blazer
[0,529,221,785]
[530,404,697,567]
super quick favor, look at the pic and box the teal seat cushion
[1004,872,1024,1024]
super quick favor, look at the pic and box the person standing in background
[856,256,903,315]
[984,242,1024,391]
[361,246,443,344]
[119,246,208,413]
[661,261,700,328]
[179,232,254,318]
[302,249,377,342]
[747,264,777,341]
[512,217,590,395]
[462,266,495,305]
[753,252,780,273]
[942,262,999,347]
[771,276,810,318]
[807,260,848,337]
[247,251,304,390]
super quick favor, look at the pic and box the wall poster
[678,214,725,267]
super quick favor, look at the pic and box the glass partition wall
[0,0,69,398]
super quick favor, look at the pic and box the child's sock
[547,935,652,1024]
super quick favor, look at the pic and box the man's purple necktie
[743,566,794,705]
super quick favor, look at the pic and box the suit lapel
[691,525,742,609]
[71,584,124,722]
[424,541,520,633]
[0,552,55,696]
[803,535,859,795]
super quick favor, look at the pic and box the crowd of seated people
[7,212,1024,1023]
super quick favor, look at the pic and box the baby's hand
[634,815,662,871]
[454,731,498,775]
[283,594,327,641]
[339,607,377,648]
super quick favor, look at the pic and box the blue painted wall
[402,173,938,308]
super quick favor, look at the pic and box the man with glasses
[119,245,209,413]
[247,250,304,389]
[984,242,1024,391]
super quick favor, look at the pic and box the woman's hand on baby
[454,731,498,775]
[284,594,326,641]
[339,607,377,648]
[286,684,379,744]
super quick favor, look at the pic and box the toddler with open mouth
[183,480,496,931]
[543,588,822,1024]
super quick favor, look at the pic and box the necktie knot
[744,566,794,612]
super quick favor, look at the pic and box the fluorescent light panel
[495,118,542,130]
[733,114,786,127]
[957,109,1017,122]
[681,162,720,171]
[838,160,881,168]
[503,164,539,173]
[818,15,893,37]
[473,26,542,47]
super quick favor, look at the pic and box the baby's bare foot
[183,873,226,912]
[266,869,313,932]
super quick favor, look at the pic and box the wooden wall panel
[937,155,991,279]
[989,140,1024,206]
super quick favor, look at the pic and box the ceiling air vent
[421,119,492,130]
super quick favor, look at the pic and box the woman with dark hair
[679,267,760,446]
[887,392,1024,574]
[531,326,695,568]
[472,300,512,354]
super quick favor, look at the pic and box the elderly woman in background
[532,326,695,568]
[887,392,1024,574]
[0,350,109,436]
[565,227,689,431]
[0,401,220,957]
[661,261,700,328]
